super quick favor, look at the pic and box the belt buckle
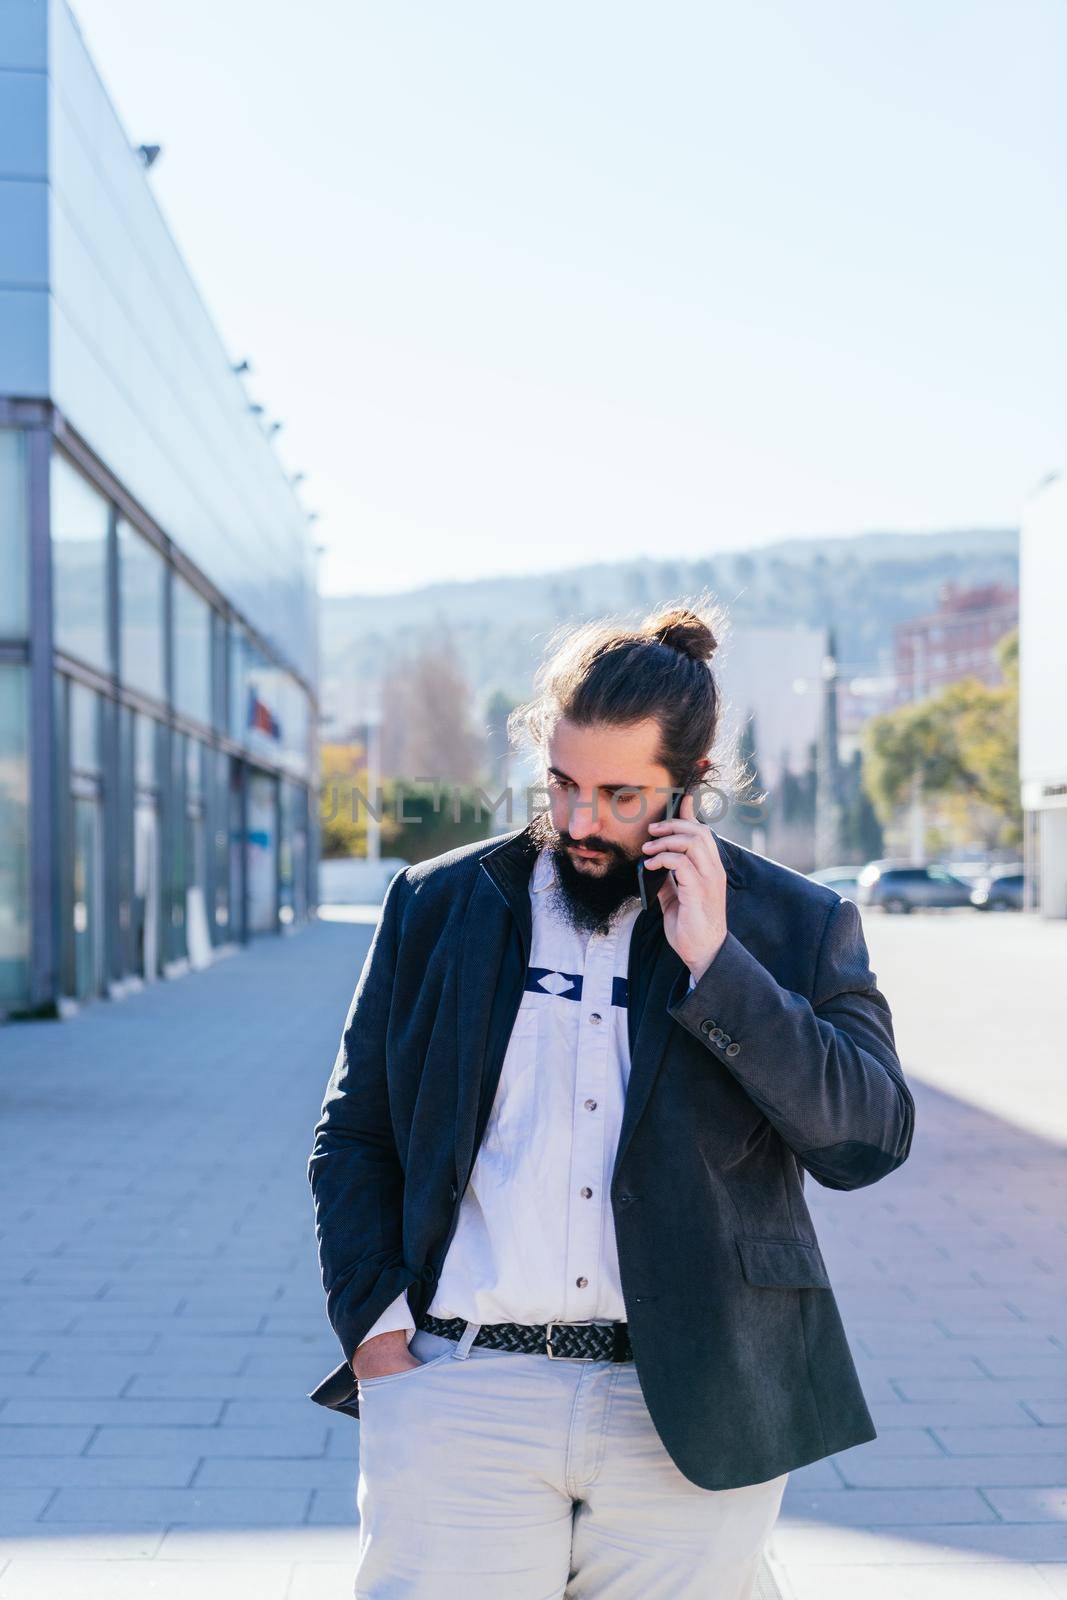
[544,1319,560,1359]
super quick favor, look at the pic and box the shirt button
[584,1098,598,1111]
[580,1186,592,1198]
[576,1276,588,1288]
[589,1012,602,1025]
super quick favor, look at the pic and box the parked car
[971,870,1025,911]
[856,860,973,913]
[940,860,994,889]
[805,866,861,901]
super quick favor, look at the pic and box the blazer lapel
[453,870,513,1194]
[612,828,746,1183]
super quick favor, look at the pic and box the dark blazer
[307,821,914,1490]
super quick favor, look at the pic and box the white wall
[0,0,318,689]
[716,625,824,787]
[318,858,409,906]
[1019,474,1067,802]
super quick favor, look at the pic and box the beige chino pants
[353,1322,787,1599]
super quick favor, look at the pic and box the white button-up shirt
[360,844,695,1345]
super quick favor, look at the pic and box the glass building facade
[0,430,319,1018]
[0,1,319,1018]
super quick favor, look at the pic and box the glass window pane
[117,518,166,700]
[0,431,28,638]
[228,628,309,778]
[69,680,101,775]
[211,609,227,732]
[172,572,212,725]
[228,624,249,740]
[281,676,310,778]
[51,452,110,671]
[0,665,30,1009]
[134,711,158,790]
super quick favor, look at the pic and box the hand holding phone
[637,782,698,911]
[638,781,729,977]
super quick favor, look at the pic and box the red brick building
[894,582,1019,704]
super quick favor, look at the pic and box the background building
[893,581,1018,705]
[1019,474,1067,919]
[0,0,319,1017]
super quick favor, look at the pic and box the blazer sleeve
[666,895,915,1191]
[307,866,419,1365]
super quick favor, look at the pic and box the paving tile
[154,1525,357,1561]
[42,1487,311,1525]
[892,1379,1067,1404]
[1025,1402,1067,1427]
[772,1522,1067,1565]
[0,1427,93,1458]
[869,1399,1037,1428]
[193,1456,358,1489]
[0,1399,225,1426]
[0,1526,166,1560]
[0,1489,54,1522]
[780,1487,998,1525]
[981,1487,1067,1523]
[775,1562,1058,1598]
[0,1561,294,1599]
[0,1457,198,1488]
[934,1429,1067,1458]
[288,1565,366,1600]
[86,1425,329,1458]
[834,1454,1067,1490]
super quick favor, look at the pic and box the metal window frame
[17,401,318,1012]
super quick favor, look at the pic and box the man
[308,603,914,1599]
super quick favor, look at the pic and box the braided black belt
[418,1310,633,1362]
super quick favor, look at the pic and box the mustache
[559,835,624,859]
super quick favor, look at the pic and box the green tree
[863,630,1020,847]
[319,742,368,860]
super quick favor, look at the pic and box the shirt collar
[531,846,557,893]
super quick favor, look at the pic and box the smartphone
[637,783,690,912]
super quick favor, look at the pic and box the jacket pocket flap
[308,1358,359,1413]
[736,1236,831,1289]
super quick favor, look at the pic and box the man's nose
[566,793,601,840]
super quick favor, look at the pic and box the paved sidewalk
[768,913,1067,1600]
[0,919,371,1599]
[0,907,1064,1598]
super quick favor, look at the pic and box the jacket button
[449,1182,458,1202]
[618,1193,632,1206]
[700,1018,715,1034]
[422,1264,437,1283]
[725,1042,741,1057]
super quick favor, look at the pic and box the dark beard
[528,810,642,937]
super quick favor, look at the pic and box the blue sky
[71,0,1065,595]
